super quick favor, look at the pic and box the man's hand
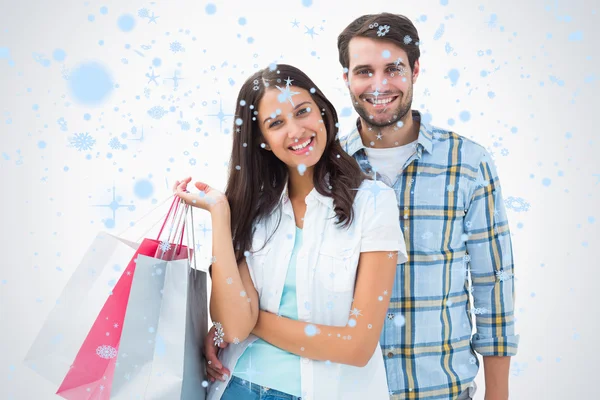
[205,325,230,382]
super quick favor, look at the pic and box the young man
[335,13,519,400]
[205,12,518,400]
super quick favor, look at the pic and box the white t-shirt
[364,140,417,184]
[207,179,408,400]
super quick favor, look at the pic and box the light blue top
[232,227,302,396]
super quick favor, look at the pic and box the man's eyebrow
[352,64,371,73]
[263,101,312,125]
[389,60,406,67]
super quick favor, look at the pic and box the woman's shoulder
[354,179,396,205]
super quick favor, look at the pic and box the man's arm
[482,356,510,400]
[464,151,519,399]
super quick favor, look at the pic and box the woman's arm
[174,179,259,343]
[252,250,398,367]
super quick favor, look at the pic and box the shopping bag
[24,196,190,399]
[54,197,190,399]
[110,204,207,399]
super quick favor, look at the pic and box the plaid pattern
[341,111,519,399]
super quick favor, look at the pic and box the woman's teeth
[291,137,312,151]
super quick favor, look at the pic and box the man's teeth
[366,97,396,105]
[291,138,311,151]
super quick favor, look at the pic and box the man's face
[344,37,419,128]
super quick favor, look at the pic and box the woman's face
[256,86,328,174]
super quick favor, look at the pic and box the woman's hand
[173,177,229,213]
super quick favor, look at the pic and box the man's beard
[350,85,413,129]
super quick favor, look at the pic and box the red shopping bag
[56,197,192,399]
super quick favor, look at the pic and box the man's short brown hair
[337,13,421,72]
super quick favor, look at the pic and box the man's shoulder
[427,123,490,167]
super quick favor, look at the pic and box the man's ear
[343,72,350,87]
[412,59,421,84]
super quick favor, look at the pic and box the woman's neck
[287,166,314,202]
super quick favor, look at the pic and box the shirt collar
[279,174,334,213]
[344,110,434,157]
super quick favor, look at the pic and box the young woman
[174,64,407,400]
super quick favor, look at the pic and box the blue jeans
[221,375,302,400]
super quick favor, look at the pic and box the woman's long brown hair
[225,64,367,263]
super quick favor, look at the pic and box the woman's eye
[297,108,309,116]
[269,120,281,128]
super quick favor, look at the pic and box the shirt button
[387,352,394,358]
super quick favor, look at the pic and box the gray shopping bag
[110,253,208,400]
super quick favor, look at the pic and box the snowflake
[276,81,301,106]
[189,158,197,166]
[170,41,185,53]
[505,196,530,212]
[180,121,191,131]
[138,8,150,18]
[387,313,395,320]
[57,117,68,132]
[496,269,512,282]
[108,137,122,150]
[158,240,171,253]
[349,308,362,318]
[69,133,96,151]
[377,25,390,37]
[433,23,445,41]
[147,106,168,119]
[469,356,477,365]
[471,307,488,315]
[465,221,473,229]
[463,255,471,262]
[144,87,151,98]
[486,13,498,29]
[226,277,233,285]
[96,345,117,359]
[233,337,240,344]
[421,231,433,240]
[500,148,509,156]
[511,361,527,377]
[403,35,413,44]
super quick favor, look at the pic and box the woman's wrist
[210,201,231,220]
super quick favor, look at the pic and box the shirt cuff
[471,333,520,356]
[361,241,407,262]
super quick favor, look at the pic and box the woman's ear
[260,142,272,151]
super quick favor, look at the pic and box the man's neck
[359,111,420,149]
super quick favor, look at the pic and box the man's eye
[356,70,369,75]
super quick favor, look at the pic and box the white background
[0,0,598,398]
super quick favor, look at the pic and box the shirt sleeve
[465,151,520,357]
[360,180,408,264]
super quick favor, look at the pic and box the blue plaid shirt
[341,111,519,399]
